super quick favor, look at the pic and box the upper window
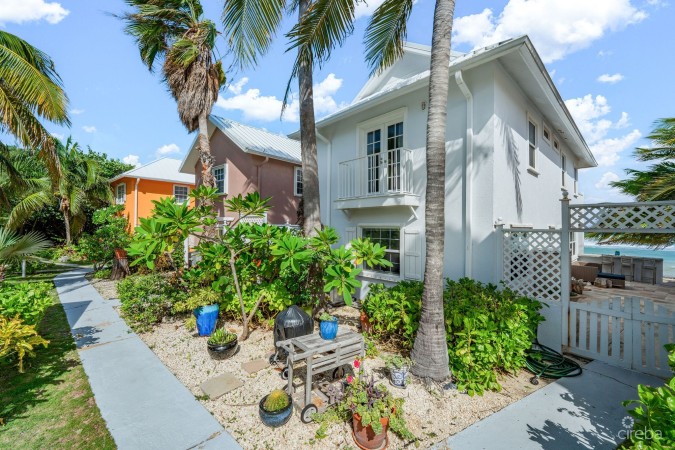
[574,167,579,194]
[294,167,303,197]
[213,164,226,194]
[528,118,537,169]
[361,228,400,275]
[174,185,189,204]
[561,154,567,187]
[115,183,126,205]
[543,124,551,145]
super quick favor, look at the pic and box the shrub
[77,205,130,271]
[93,269,112,279]
[117,274,185,331]
[0,282,53,325]
[0,316,49,372]
[623,343,675,449]
[363,278,544,395]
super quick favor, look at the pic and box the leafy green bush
[0,282,53,325]
[363,278,544,395]
[623,343,675,449]
[93,269,111,279]
[117,274,186,331]
[77,205,130,271]
[0,315,49,372]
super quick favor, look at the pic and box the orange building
[110,158,196,229]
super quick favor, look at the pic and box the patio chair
[620,256,634,281]
[601,254,614,273]
[642,258,657,285]
[571,264,598,283]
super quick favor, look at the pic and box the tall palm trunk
[410,0,455,381]
[198,112,216,190]
[61,197,72,245]
[298,0,322,237]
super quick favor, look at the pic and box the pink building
[179,116,302,225]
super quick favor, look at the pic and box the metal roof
[111,157,195,184]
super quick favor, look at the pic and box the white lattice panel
[238,213,267,225]
[503,230,562,303]
[569,202,675,233]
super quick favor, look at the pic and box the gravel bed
[89,279,549,449]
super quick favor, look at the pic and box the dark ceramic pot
[258,393,293,428]
[207,337,238,360]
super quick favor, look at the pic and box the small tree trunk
[410,0,455,382]
[0,264,6,283]
[111,249,130,280]
[298,0,322,237]
[230,256,250,340]
[63,209,72,245]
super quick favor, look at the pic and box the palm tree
[119,0,225,193]
[0,30,69,178]
[222,0,322,236]
[0,227,50,282]
[7,138,112,244]
[590,118,675,248]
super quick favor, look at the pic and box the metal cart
[275,329,364,423]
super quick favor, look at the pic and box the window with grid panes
[174,185,188,204]
[361,228,400,274]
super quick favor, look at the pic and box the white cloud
[156,143,181,157]
[70,108,84,115]
[453,0,647,63]
[594,171,620,189]
[565,94,641,166]
[82,125,96,133]
[50,132,64,141]
[354,0,387,20]
[216,74,344,123]
[597,73,624,84]
[123,154,141,168]
[0,0,68,25]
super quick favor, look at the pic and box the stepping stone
[241,358,269,375]
[200,373,243,400]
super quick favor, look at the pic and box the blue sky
[1,0,673,203]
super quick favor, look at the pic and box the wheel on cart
[280,367,289,380]
[301,404,318,423]
[268,354,277,365]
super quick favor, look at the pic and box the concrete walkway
[54,269,241,450]
[441,361,664,450]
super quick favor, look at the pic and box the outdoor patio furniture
[641,258,657,285]
[621,256,634,281]
[571,264,598,283]
[276,329,364,423]
[597,272,626,288]
[601,255,614,273]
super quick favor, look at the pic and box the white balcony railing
[338,148,414,200]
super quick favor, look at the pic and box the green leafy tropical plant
[0,227,50,282]
[622,343,675,449]
[0,30,69,179]
[119,0,226,199]
[76,205,130,270]
[0,315,49,373]
[0,282,53,325]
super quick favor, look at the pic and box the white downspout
[455,70,474,278]
[134,177,140,227]
[316,131,331,227]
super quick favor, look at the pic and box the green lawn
[0,270,115,449]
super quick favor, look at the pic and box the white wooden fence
[569,297,675,378]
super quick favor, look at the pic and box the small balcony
[336,148,419,210]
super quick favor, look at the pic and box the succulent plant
[263,389,290,412]
[319,312,336,322]
[207,328,236,345]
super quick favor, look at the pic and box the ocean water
[583,244,675,278]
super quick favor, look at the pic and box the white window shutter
[345,227,357,247]
[404,229,421,280]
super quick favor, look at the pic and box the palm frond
[364,0,414,74]
[0,227,50,262]
[5,190,54,230]
[222,0,286,69]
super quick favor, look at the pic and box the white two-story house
[293,36,597,297]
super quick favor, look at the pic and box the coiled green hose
[525,342,582,385]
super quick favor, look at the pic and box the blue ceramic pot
[320,319,338,340]
[259,394,293,428]
[194,304,219,336]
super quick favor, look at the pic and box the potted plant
[383,355,413,389]
[207,328,238,359]
[319,312,338,340]
[259,389,293,428]
[341,359,414,449]
[172,289,220,336]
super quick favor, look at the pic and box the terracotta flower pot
[352,412,389,450]
[360,311,373,334]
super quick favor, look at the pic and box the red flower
[346,375,353,384]
[353,359,360,369]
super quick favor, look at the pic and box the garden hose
[525,341,582,385]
